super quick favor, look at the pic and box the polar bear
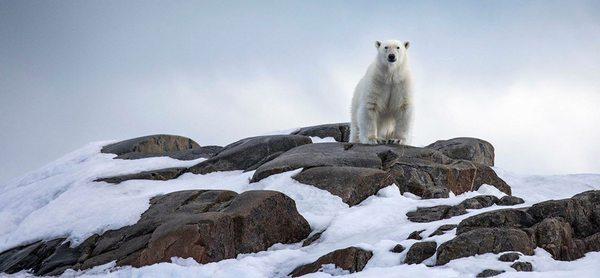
[349,39,413,145]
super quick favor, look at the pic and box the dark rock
[101,135,200,160]
[168,145,223,160]
[0,190,311,275]
[532,217,586,261]
[289,247,372,277]
[405,241,437,264]
[390,244,406,253]
[456,209,535,235]
[302,231,324,247]
[584,233,600,252]
[429,224,457,237]
[426,137,495,167]
[436,228,536,265]
[511,261,533,272]
[94,167,187,184]
[292,166,394,206]
[407,230,425,240]
[406,205,466,223]
[476,269,505,277]
[458,195,500,210]
[189,135,312,175]
[291,123,350,142]
[498,252,521,262]
[498,196,525,206]
[251,143,511,198]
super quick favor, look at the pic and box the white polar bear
[349,39,413,145]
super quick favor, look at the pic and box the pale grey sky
[1,0,599,183]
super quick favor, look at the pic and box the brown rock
[101,135,200,160]
[289,247,372,277]
[405,241,437,264]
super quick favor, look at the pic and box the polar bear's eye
[384,46,388,50]
[396,46,400,49]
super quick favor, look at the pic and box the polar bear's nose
[387,54,396,62]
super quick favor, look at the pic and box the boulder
[457,195,500,210]
[498,252,521,262]
[532,217,586,261]
[291,123,350,142]
[94,167,187,184]
[511,261,533,272]
[188,135,312,175]
[0,190,311,275]
[456,209,535,234]
[167,145,223,160]
[406,205,466,223]
[390,244,406,253]
[302,231,324,247]
[407,230,425,240]
[405,241,437,264]
[289,247,373,277]
[497,196,525,206]
[436,228,536,265]
[426,137,495,167]
[292,166,395,206]
[101,135,200,160]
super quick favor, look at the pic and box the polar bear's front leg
[357,102,379,144]
[391,103,412,145]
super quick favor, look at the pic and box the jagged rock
[407,230,425,240]
[251,142,511,198]
[390,244,405,253]
[302,231,324,247]
[429,224,457,237]
[476,269,505,277]
[456,209,535,234]
[101,135,200,159]
[0,190,311,275]
[436,228,535,265]
[291,123,350,142]
[292,166,394,206]
[188,135,312,175]
[532,217,586,261]
[289,247,373,277]
[497,196,525,206]
[406,205,466,223]
[498,252,521,262]
[426,137,495,167]
[405,241,437,264]
[511,261,533,272]
[95,167,187,184]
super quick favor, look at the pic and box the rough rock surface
[407,230,425,240]
[429,224,458,237]
[405,241,437,264]
[476,269,505,277]
[390,244,406,253]
[188,135,312,174]
[292,166,394,206]
[436,228,536,265]
[511,261,533,272]
[288,247,373,277]
[436,190,600,264]
[426,137,495,167]
[0,190,310,275]
[252,142,510,199]
[498,252,521,262]
[101,135,201,160]
[302,231,324,247]
[291,123,350,142]
[95,167,187,184]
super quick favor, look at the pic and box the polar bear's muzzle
[387,54,397,63]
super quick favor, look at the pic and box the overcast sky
[1,0,599,183]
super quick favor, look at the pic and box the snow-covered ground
[1,139,599,278]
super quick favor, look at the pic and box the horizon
[1,0,599,184]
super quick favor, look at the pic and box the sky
[0,0,599,184]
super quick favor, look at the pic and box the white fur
[349,39,413,145]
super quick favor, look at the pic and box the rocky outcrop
[101,135,202,160]
[511,261,533,272]
[95,167,187,184]
[291,123,350,142]
[436,190,600,264]
[406,194,524,223]
[251,142,510,199]
[0,190,310,275]
[426,137,495,167]
[405,241,437,264]
[498,252,521,262]
[292,166,395,206]
[188,135,312,175]
[288,247,373,277]
[476,269,505,277]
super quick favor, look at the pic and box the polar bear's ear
[375,41,382,49]
[404,41,410,49]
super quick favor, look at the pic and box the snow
[1,139,600,277]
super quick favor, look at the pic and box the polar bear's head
[375,40,409,65]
